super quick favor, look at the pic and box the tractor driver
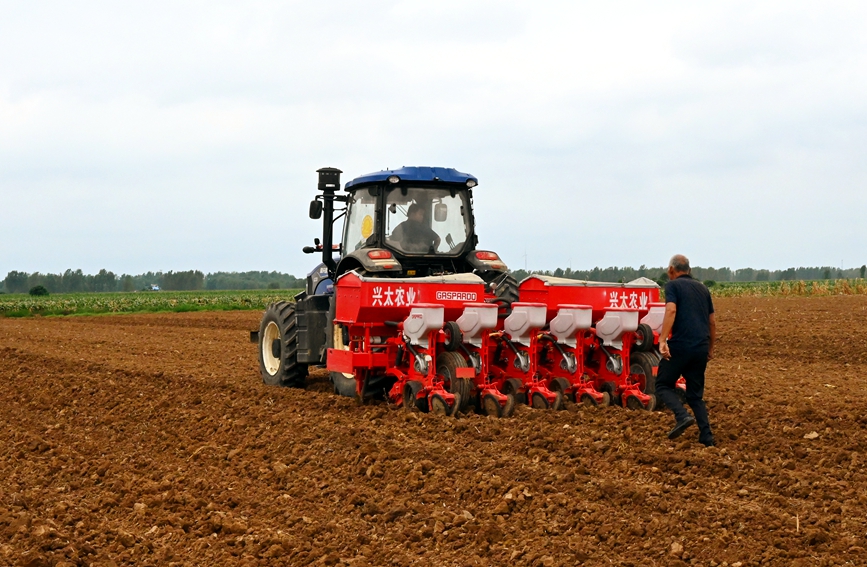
[391,203,441,253]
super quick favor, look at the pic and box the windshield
[385,187,470,255]
[342,188,377,255]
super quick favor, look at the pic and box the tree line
[1,270,305,294]
[3,264,865,294]
[508,264,866,285]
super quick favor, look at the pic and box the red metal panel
[455,367,475,379]
[327,348,393,374]
[334,273,486,324]
[519,276,660,323]
[335,272,363,324]
[326,348,356,374]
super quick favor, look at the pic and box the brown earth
[1,296,867,567]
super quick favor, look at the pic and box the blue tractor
[254,166,517,396]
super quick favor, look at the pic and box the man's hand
[660,341,671,360]
[707,348,714,361]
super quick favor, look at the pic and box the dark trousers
[656,350,713,442]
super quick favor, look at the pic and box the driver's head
[407,203,425,222]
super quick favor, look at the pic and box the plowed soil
[2,296,867,567]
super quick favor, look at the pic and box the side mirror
[434,203,448,222]
[309,200,323,219]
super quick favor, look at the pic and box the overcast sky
[2,1,865,277]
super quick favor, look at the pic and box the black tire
[325,298,356,397]
[550,378,571,399]
[600,381,618,400]
[258,301,308,387]
[626,393,657,411]
[531,392,549,410]
[403,380,426,411]
[581,391,611,408]
[478,270,519,316]
[503,394,516,417]
[331,372,357,397]
[503,378,526,405]
[634,323,654,352]
[443,321,462,352]
[552,391,565,411]
[437,351,473,413]
[430,393,450,416]
[482,393,503,417]
[630,351,657,395]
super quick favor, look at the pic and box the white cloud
[1,0,866,276]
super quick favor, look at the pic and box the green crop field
[707,279,867,298]
[0,289,304,317]
[2,278,865,318]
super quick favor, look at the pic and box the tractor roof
[344,166,477,190]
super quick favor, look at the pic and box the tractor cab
[307,167,507,280]
[345,184,471,257]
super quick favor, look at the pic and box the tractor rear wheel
[258,301,308,387]
[630,351,657,396]
[437,351,473,413]
[478,270,519,315]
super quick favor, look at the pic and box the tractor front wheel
[258,301,308,387]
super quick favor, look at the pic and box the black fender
[464,249,508,273]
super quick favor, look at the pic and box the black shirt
[392,219,439,253]
[664,274,714,353]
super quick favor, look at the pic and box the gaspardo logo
[436,291,477,302]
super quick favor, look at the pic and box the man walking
[657,254,716,446]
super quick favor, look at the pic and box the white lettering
[436,291,478,302]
